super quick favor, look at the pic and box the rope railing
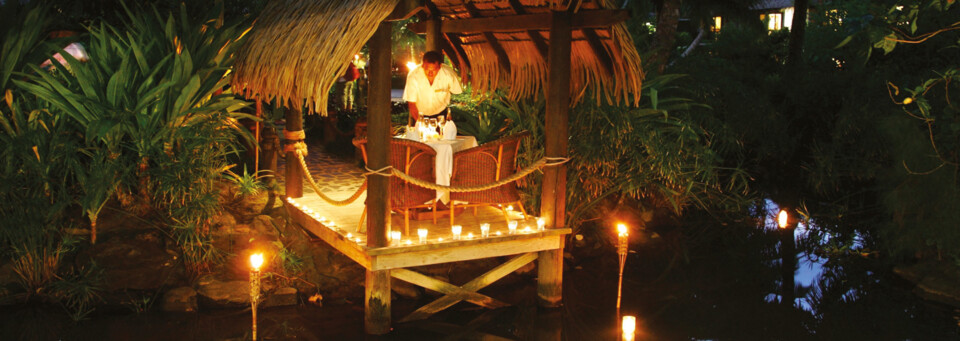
[295,151,368,206]
[294,149,569,206]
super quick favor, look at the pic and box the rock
[915,276,960,307]
[197,280,252,308]
[0,262,16,287]
[85,231,183,291]
[251,215,277,236]
[893,264,923,284]
[210,211,237,235]
[391,278,421,300]
[161,287,198,312]
[264,287,298,307]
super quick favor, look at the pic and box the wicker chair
[354,138,437,236]
[449,131,531,227]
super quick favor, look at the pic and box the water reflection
[2,200,958,340]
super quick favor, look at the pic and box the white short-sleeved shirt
[402,64,463,117]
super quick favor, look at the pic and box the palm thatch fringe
[232,0,400,116]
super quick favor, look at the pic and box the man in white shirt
[402,51,463,123]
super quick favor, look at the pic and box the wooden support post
[540,10,571,229]
[537,9,571,309]
[365,269,392,335]
[284,106,304,198]
[538,240,564,308]
[365,21,393,335]
[425,16,441,52]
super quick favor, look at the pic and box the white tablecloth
[425,136,478,203]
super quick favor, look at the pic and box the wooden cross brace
[393,252,539,322]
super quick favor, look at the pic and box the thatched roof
[232,0,644,115]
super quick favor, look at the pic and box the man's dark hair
[423,51,443,65]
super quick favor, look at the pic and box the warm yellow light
[354,54,359,60]
[617,223,628,237]
[250,253,264,271]
[622,315,637,340]
[778,210,788,229]
[406,61,417,71]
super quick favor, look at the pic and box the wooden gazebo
[231,0,644,335]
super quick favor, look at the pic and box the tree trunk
[787,0,809,67]
[650,0,682,73]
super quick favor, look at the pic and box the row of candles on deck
[286,197,544,247]
[392,218,546,245]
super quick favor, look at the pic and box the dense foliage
[0,1,254,316]
[672,0,960,261]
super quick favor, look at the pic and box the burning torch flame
[778,210,788,229]
[617,223,628,237]
[250,253,264,271]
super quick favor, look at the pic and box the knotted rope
[295,149,569,206]
[284,141,309,155]
[388,157,569,192]
[295,152,367,206]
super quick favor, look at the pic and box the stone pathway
[275,139,365,194]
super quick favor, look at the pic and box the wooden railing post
[538,9,571,308]
[365,20,393,335]
[284,106,304,198]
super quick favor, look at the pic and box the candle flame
[250,253,264,271]
[617,223,628,237]
[778,210,788,229]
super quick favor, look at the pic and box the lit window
[784,7,795,29]
[767,13,783,30]
[712,16,722,32]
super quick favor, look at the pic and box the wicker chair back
[450,131,531,204]
[353,138,437,208]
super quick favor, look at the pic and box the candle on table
[480,223,490,238]
[508,221,518,235]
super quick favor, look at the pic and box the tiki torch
[249,253,264,341]
[616,223,629,327]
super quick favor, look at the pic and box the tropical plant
[14,1,255,275]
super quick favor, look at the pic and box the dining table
[424,135,478,204]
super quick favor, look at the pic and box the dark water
[3,205,959,340]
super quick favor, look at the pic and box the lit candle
[355,237,362,244]
[418,228,428,244]
[508,221,518,235]
[466,232,474,239]
[506,205,513,211]
[391,231,402,245]
[522,226,532,233]
[537,217,546,231]
[404,240,412,246]
[495,231,502,236]
[622,316,636,341]
[438,237,444,242]
[480,223,490,238]
[346,232,353,238]
[452,225,462,240]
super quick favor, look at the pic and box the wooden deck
[285,190,570,271]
